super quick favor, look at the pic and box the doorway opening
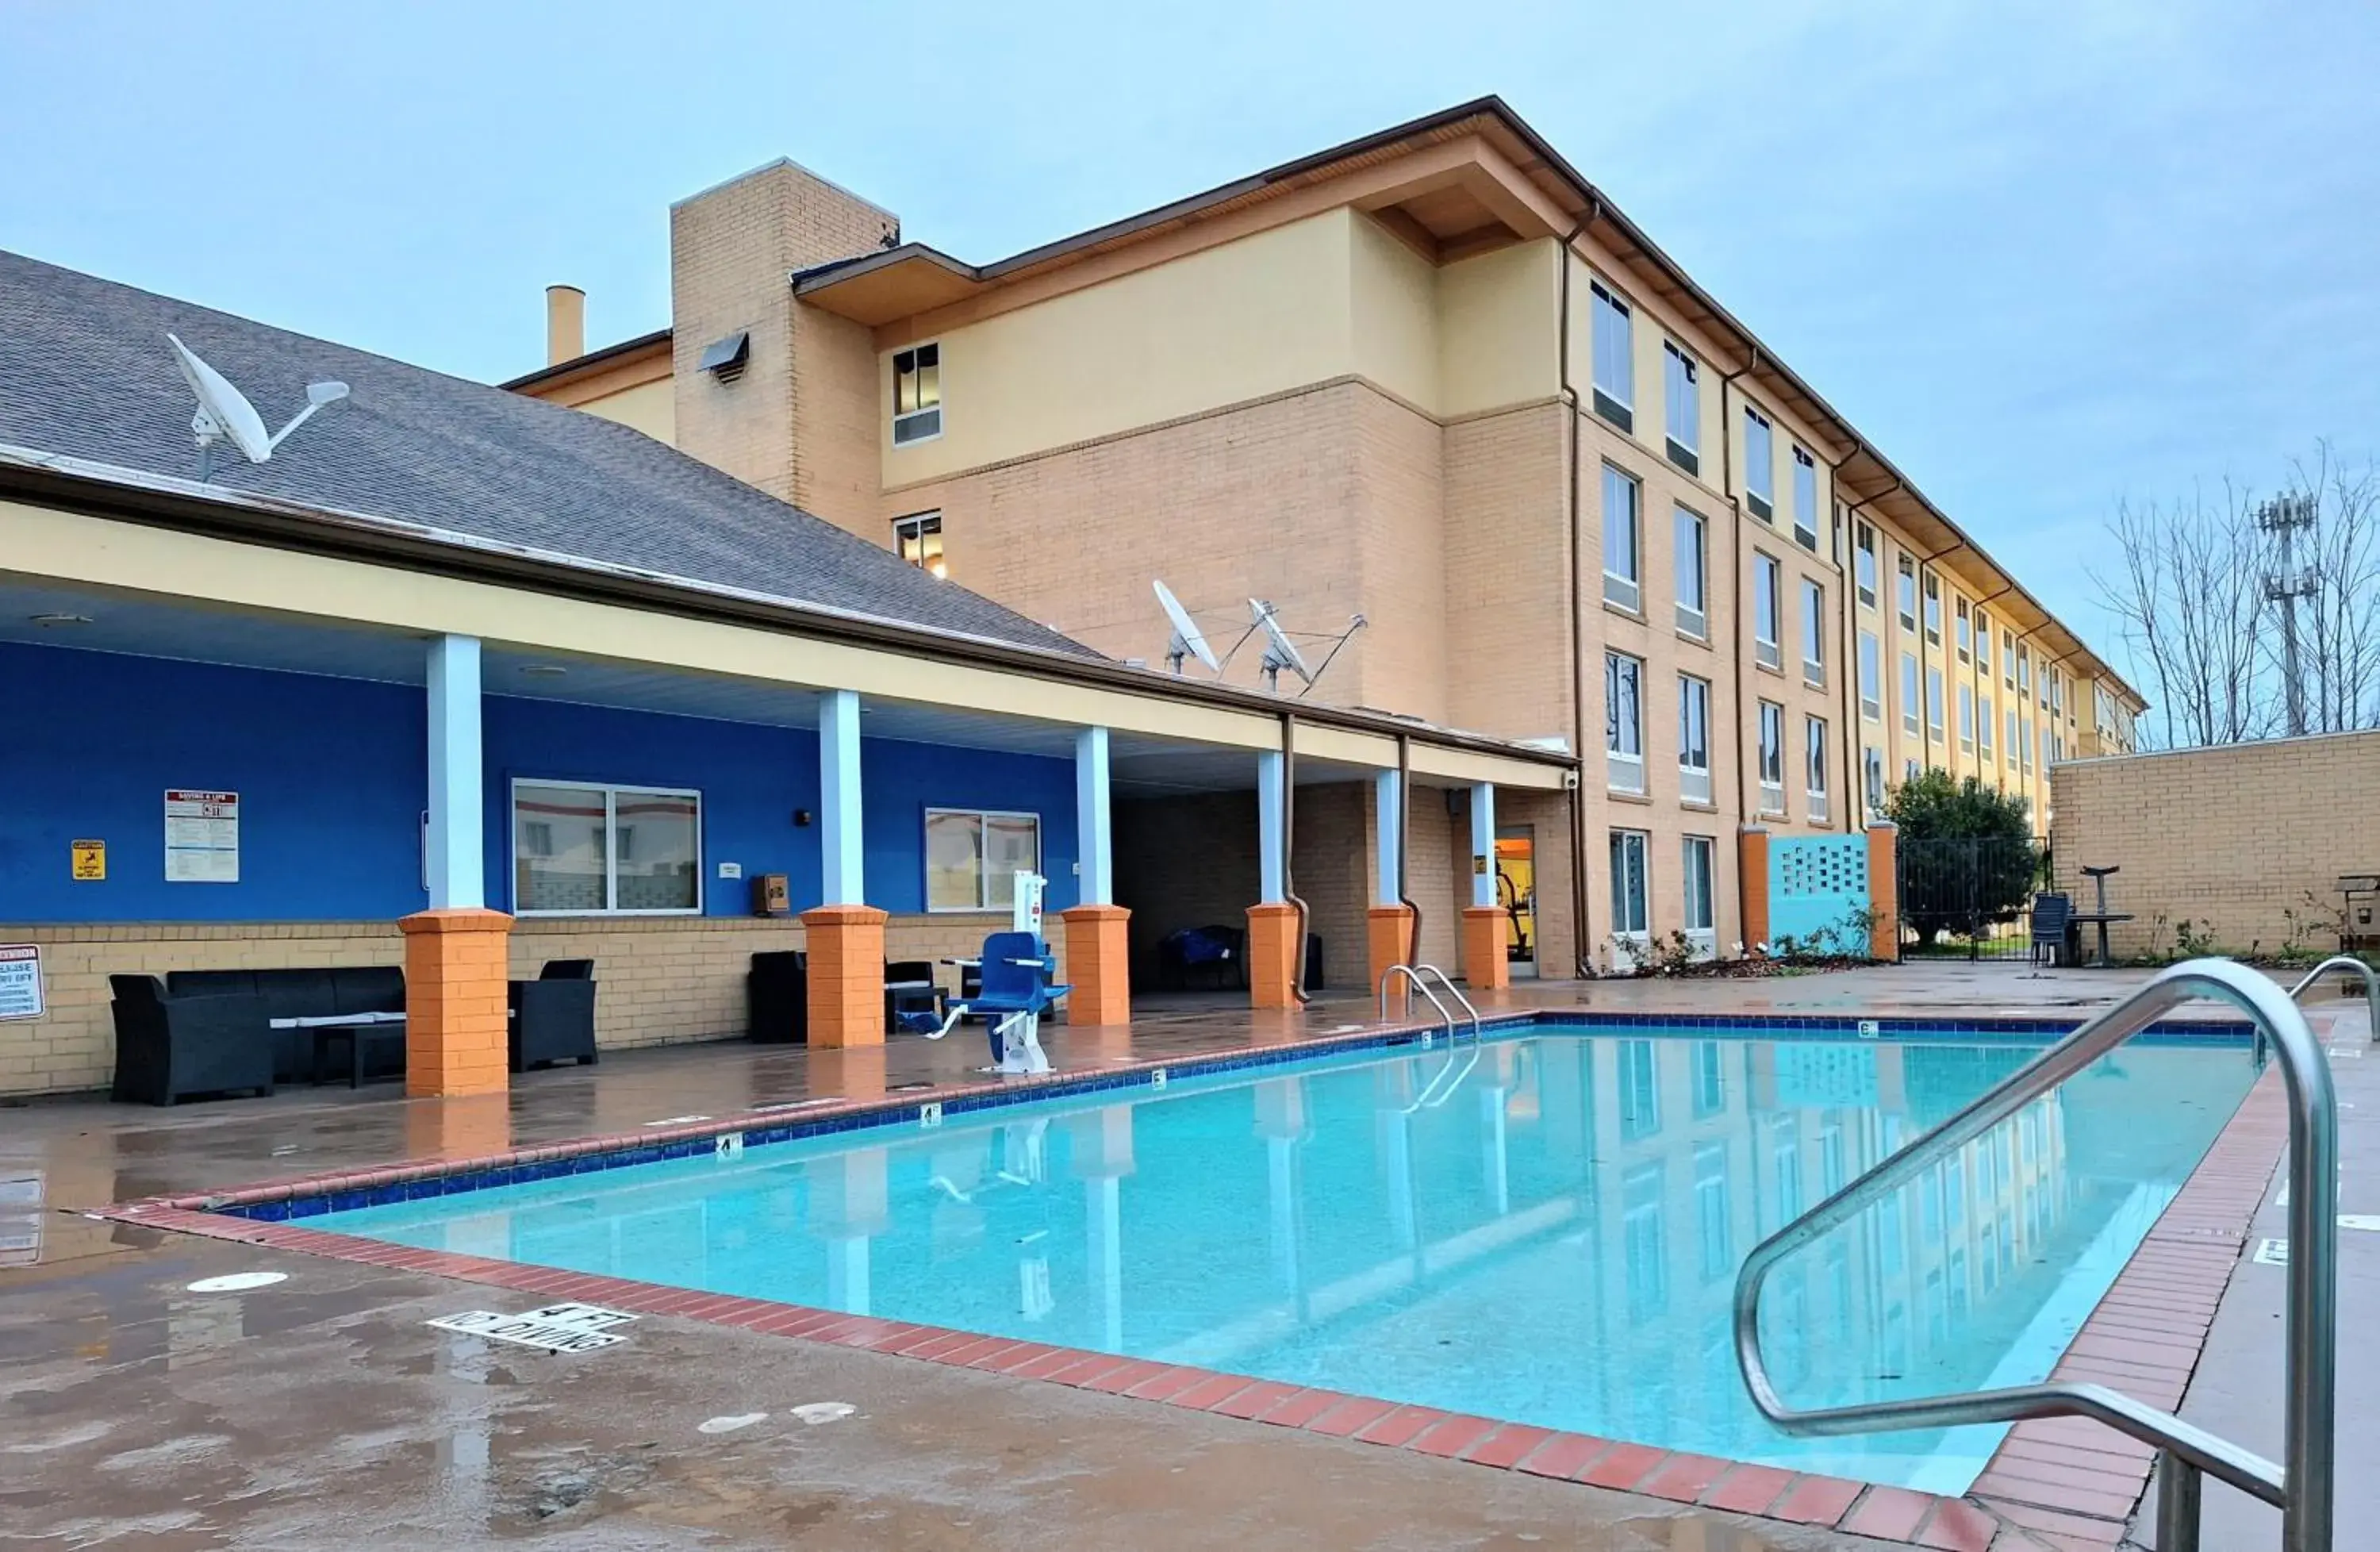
[1495,826,1538,978]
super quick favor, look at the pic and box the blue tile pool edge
[193,1008,2258,1224]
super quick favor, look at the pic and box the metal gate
[1896,837,2047,962]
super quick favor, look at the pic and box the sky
[5,0,2377,695]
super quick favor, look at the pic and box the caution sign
[0,946,42,1022]
[71,840,105,882]
[426,1300,638,1354]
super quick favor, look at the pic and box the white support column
[820,689,864,905]
[1373,768,1402,906]
[424,634,484,910]
[1469,781,1497,909]
[1076,726,1112,906]
[1257,750,1287,904]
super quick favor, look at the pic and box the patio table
[269,1012,408,1089]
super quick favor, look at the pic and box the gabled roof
[0,249,1090,659]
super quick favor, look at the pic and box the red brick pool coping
[101,1021,2309,1552]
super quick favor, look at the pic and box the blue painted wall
[4,643,1078,924]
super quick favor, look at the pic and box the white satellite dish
[1154,579,1221,674]
[1250,597,1314,690]
[168,333,350,478]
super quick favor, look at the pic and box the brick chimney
[669,159,896,531]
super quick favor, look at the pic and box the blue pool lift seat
[902,930,1069,1074]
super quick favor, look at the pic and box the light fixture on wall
[793,809,813,828]
[28,613,92,628]
[519,663,569,678]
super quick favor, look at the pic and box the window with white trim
[1791,446,1818,551]
[892,343,942,444]
[1590,280,1634,431]
[1805,715,1829,823]
[1898,555,1917,632]
[1602,464,1641,610]
[512,779,701,915]
[1678,673,1712,805]
[1757,699,1786,814]
[1959,683,1975,751]
[1927,667,1945,740]
[1673,505,1706,636]
[1800,577,1825,686]
[1923,573,1942,646]
[1855,522,1878,609]
[1980,693,1996,757]
[1955,598,1971,662]
[1864,746,1886,814]
[1975,609,1992,676]
[1682,835,1716,949]
[925,809,1042,912]
[1606,651,1645,792]
[1900,651,1921,736]
[1744,406,1775,521]
[893,512,946,578]
[2003,629,2017,688]
[1858,632,1881,720]
[1753,550,1782,670]
[1663,341,1699,473]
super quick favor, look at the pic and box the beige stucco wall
[1438,240,1557,417]
[2048,732,2380,958]
[574,376,677,444]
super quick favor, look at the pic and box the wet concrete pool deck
[4,965,2371,1550]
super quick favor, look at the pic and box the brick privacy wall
[2049,731,2380,957]
[670,159,895,509]
[0,914,1007,1097]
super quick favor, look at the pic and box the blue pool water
[320,1024,2258,1493]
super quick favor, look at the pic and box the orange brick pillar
[1865,821,1899,962]
[1060,904,1132,1026]
[802,904,888,1047]
[400,908,513,1099]
[1461,906,1510,990]
[1368,904,1418,1005]
[1739,827,1772,957]
[1246,901,1302,1008]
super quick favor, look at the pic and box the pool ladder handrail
[1733,958,2336,1552]
[2290,955,2378,1045]
[1378,964,1484,1112]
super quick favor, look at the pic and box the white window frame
[1602,463,1642,611]
[1606,651,1646,793]
[892,511,945,578]
[1858,632,1882,721]
[1958,683,1975,752]
[1898,555,1918,632]
[1590,279,1634,431]
[1800,576,1825,687]
[1864,747,1886,815]
[1610,830,1653,965]
[1673,505,1707,637]
[2003,629,2017,689]
[1980,692,1996,757]
[1757,700,1787,816]
[1663,341,1699,474]
[1791,445,1819,551]
[1900,652,1921,737]
[1678,673,1712,805]
[1855,522,1878,609]
[1955,598,1971,663]
[1752,550,1783,670]
[1923,572,1942,646]
[1681,835,1717,958]
[924,807,1043,913]
[2007,706,2021,763]
[1743,405,1775,521]
[511,778,704,917]
[892,342,943,446]
[1805,715,1829,824]
[1927,666,1946,740]
[1975,609,1992,676]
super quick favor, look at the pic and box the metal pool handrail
[1732,958,2336,1552]
[1376,963,1483,1044]
[2290,955,2378,1044]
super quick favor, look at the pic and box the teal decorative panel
[1768,835,1872,955]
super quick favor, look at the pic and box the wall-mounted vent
[699,330,750,384]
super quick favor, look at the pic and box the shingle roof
[0,249,1091,657]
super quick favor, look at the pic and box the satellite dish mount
[1152,579,1225,676]
[1250,597,1366,697]
[169,334,349,481]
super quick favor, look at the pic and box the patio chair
[108,974,275,1105]
[885,959,939,1031]
[509,960,598,1071]
[904,930,1069,1074]
[2029,893,2073,966]
[747,951,808,1044]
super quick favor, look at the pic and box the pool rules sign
[164,790,239,883]
[0,946,41,1022]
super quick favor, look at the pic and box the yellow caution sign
[70,839,105,882]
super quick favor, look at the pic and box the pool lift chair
[905,873,1069,1074]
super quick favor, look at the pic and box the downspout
[1557,209,1597,978]
[1281,709,1311,1007]
[1396,732,1421,966]
[1825,449,1860,833]
[1842,472,1903,813]
[1718,349,1759,828]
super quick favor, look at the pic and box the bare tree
[2094,446,2380,747]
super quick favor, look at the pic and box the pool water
[322,1025,2257,1493]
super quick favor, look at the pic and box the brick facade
[2048,732,2380,958]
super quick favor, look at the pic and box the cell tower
[2255,491,2320,736]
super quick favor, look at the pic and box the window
[2018,716,2033,774]
[1855,522,1878,609]
[892,512,945,578]
[512,780,700,915]
[1905,755,1921,784]
[1682,836,1715,951]
[1800,578,1825,686]
[1623,1164,1667,1320]
[1602,464,1641,611]
[1606,651,1645,792]
[1743,406,1775,521]
[1610,831,1652,943]
[1791,446,1818,550]
[1678,674,1712,804]
[926,809,1042,912]
[2002,629,2017,688]
[1806,715,1829,823]
[892,343,942,444]
[1858,632,1881,720]
[1695,1144,1732,1282]
[1980,693,1995,756]
[1923,573,1942,646]
[2016,642,2031,696]
[1694,1047,1727,1117]
[1757,700,1786,814]
[1959,684,1975,751]
[1752,551,1782,670]
[1926,667,1945,740]
[1864,746,1886,813]
[1975,610,1991,675]
[1898,555,1917,632]
[1664,342,1699,474]
[1590,280,1633,430]
[1673,505,1707,636]
[2006,706,2021,766]
[1900,652,1920,736]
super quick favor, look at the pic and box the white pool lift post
[919,872,1058,1075]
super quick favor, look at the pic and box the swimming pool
[315,1020,2258,1494]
